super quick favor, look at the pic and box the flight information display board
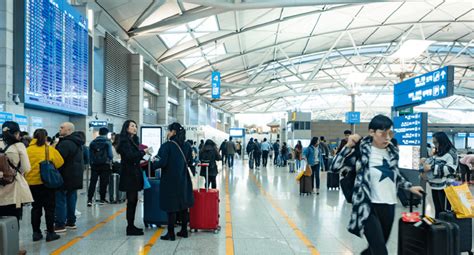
[25,0,88,115]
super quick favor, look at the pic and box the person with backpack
[330,115,423,255]
[0,121,33,255]
[254,139,262,169]
[54,122,85,233]
[87,127,113,207]
[261,138,271,167]
[226,137,236,169]
[199,139,221,189]
[25,129,64,242]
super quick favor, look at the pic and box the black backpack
[89,140,110,166]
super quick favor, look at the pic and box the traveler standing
[25,129,64,242]
[54,122,85,233]
[422,131,458,218]
[116,120,148,236]
[303,137,323,194]
[260,138,271,167]
[254,139,262,169]
[319,136,330,172]
[198,139,204,151]
[87,127,113,206]
[155,123,194,241]
[219,139,227,167]
[0,121,33,255]
[294,141,303,170]
[281,142,289,167]
[199,139,221,189]
[331,115,423,255]
[273,140,280,165]
[226,137,236,169]
[336,130,352,154]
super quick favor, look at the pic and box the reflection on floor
[18,159,474,254]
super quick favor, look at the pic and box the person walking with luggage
[116,120,149,236]
[254,139,262,169]
[54,122,85,233]
[87,127,113,207]
[25,129,64,242]
[155,122,194,241]
[294,141,303,170]
[422,131,458,218]
[226,137,236,169]
[319,136,330,172]
[219,140,227,167]
[273,140,280,165]
[199,139,221,189]
[261,138,271,167]
[0,121,33,255]
[303,138,323,194]
[330,115,423,255]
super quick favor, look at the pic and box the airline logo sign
[393,66,454,108]
[211,71,221,99]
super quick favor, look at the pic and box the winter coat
[199,144,221,177]
[55,132,85,191]
[117,135,145,192]
[330,136,412,237]
[427,147,458,190]
[226,141,236,155]
[25,139,64,185]
[155,137,194,212]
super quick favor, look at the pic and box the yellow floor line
[249,173,320,255]
[50,207,127,255]
[225,169,235,255]
[138,227,164,255]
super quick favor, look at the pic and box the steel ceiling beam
[129,0,166,31]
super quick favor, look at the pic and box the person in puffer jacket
[422,131,458,218]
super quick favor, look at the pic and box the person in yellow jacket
[25,129,64,242]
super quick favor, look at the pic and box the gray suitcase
[299,175,312,195]
[109,173,126,203]
[0,216,19,255]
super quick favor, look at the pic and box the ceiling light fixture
[389,39,435,60]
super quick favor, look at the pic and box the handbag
[304,164,312,176]
[171,141,197,190]
[40,145,64,189]
[143,171,151,189]
[444,183,474,218]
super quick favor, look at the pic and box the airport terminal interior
[0,0,474,254]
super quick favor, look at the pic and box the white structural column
[177,89,187,125]
[189,98,199,125]
[157,76,169,125]
[198,100,207,125]
[129,54,144,125]
[0,0,20,113]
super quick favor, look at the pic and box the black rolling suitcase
[398,192,460,255]
[439,211,473,255]
[299,175,312,195]
[326,172,339,190]
[398,188,421,207]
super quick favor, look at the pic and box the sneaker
[32,232,43,242]
[75,210,81,217]
[65,223,77,229]
[54,226,67,233]
[46,232,60,242]
[87,200,92,207]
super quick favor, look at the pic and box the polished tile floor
[18,159,474,254]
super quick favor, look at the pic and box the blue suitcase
[143,178,168,227]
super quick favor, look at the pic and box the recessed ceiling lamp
[389,39,436,59]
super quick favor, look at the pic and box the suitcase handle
[409,191,426,216]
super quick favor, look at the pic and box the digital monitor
[229,128,244,137]
[24,0,89,115]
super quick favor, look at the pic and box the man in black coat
[54,122,85,233]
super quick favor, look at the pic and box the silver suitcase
[109,173,125,203]
[0,216,19,255]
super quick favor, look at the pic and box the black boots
[160,229,176,241]
[126,226,144,236]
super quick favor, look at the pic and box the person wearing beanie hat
[0,121,33,255]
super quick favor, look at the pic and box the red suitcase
[189,163,221,233]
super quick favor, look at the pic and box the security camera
[8,92,20,105]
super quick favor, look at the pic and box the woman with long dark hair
[26,129,64,242]
[154,122,194,241]
[117,120,148,236]
[423,131,458,217]
[294,140,303,170]
[199,139,221,189]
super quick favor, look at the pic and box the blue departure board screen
[25,0,89,115]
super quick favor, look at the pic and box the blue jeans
[311,163,321,190]
[295,159,302,170]
[227,154,234,168]
[55,190,78,227]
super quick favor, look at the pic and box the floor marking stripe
[225,170,235,255]
[51,207,127,255]
[249,172,320,255]
[138,228,164,255]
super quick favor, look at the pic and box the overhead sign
[229,128,244,137]
[393,66,454,108]
[89,120,108,128]
[211,71,221,99]
[345,112,360,124]
[14,114,28,131]
[0,112,14,126]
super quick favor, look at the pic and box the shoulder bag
[40,145,64,189]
